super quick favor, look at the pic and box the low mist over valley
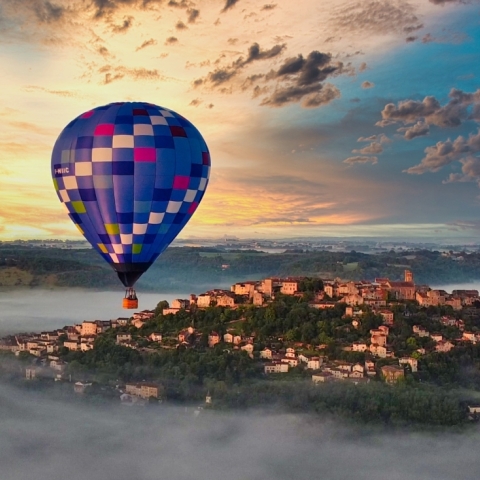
[1,383,480,480]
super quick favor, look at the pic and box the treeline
[214,380,467,427]
[61,337,261,401]
[3,245,480,290]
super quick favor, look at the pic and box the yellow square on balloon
[105,224,120,235]
[71,201,86,214]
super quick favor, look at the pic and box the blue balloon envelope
[51,102,210,288]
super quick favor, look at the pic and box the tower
[404,270,413,283]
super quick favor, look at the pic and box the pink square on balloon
[81,111,94,118]
[94,124,115,136]
[134,148,156,162]
[173,176,190,189]
[188,202,198,214]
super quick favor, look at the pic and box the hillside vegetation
[1,245,480,291]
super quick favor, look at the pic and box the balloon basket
[123,298,138,309]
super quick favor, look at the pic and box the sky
[1,0,480,240]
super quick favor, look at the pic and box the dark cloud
[262,84,340,108]
[405,36,417,42]
[377,88,480,128]
[343,155,378,165]
[405,129,480,174]
[189,98,202,106]
[176,20,187,29]
[195,42,286,87]
[222,0,239,12]
[187,8,199,22]
[136,38,157,51]
[246,42,285,62]
[196,45,345,109]
[168,0,189,8]
[90,0,163,19]
[361,81,374,89]
[112,15,134,33]
[227,37,238,45]
[274,51,340,86]
[358,62,367,72]
[259,51,344,107]
[33,1,65,23]
[397,121,430,140]
[165,36,178,44]
[261,3,277,10]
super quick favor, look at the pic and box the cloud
[343,155,378,165]
[195,42,286,87]
[168,0,189,8]
[33,1,66,23]
[23,85,77,97]
[422,33,434,43]
[176,20,187,29]
[331,1,422,35]
[405,35,417,42]
[261,3,277,10]
[405,129,480,174]
[377,88,480,128]
[429,0,466,4]
[165,36,178,45]
[187,8,199,22]
[361,81,374,89]
[259,50,345,107]
[403,23,423,33]
[222,0,239,12]
[397,121,430,140]
[358,62,367,72]
[189,98,202,106]
[357,134,390,143]
[443,156,480,185]
[352,141,383,155]
[261,84,340,108]
[136,38,157,51]
[111,15,134,33]
[100,65,163,84]
[97,45,110,56]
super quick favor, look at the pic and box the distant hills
[1,245,480,291]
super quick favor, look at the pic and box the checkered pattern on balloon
[51,102,210,303]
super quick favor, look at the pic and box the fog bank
[0,384,479,480]
[0,289,185,335]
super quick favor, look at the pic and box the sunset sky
[1,0,480,240]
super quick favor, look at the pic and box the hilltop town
[2,270,480,423]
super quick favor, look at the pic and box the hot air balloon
[51,102,210,309]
